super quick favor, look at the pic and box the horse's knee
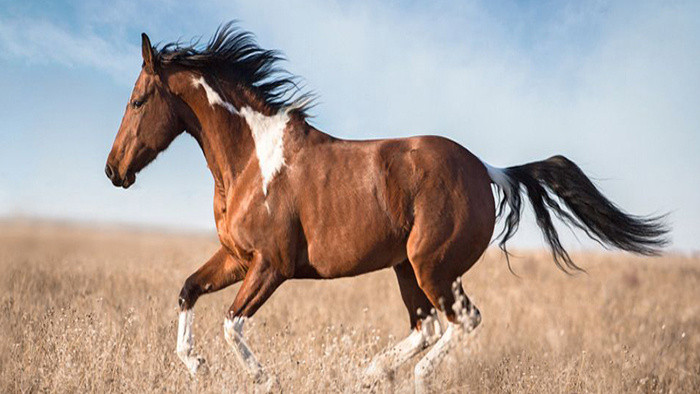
[178,275,203,310]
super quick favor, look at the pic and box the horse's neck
[187,101,318,193]
[173,71,328,192]
[190,112,255,190]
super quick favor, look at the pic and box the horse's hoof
[193,356,208,375]
[361,362,392,389]
[182,355,207,376]
[254,373,280,393]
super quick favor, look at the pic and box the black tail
[486,155,669,273]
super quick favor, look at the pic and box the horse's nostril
[105,164,114,180]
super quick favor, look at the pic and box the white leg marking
[363,311,443,386]
[224,317,278,390]
[414,279,481,393]
[191,75,290,198]
[414,323,457,394]
[176,309,205,375]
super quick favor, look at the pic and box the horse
[105,23,668,392]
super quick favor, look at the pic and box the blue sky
[1,0,698,251]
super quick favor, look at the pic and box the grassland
[1,220,698,393]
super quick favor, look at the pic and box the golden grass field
[1,220,698,393]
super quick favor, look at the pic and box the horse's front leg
[224,254,285,391]
[177,247,248,374]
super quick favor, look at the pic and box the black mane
[153,21,313,116]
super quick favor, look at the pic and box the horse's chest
[215,185,270,255]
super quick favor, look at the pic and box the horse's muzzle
[105,163,133,188]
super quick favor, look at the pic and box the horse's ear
[141,33,156,74]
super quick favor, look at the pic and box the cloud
[0,16,139,84]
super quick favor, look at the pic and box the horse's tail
[483,155,669,273]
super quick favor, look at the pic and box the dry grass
[1,220,698,393]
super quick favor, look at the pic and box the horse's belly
[304,230,407,278]
[299,193,409,278]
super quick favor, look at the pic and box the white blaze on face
[191,76,290,196]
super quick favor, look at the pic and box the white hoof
[254,373,280,393]
[178,351,206,375]
[361,360,391,388]
[414,359,432,394]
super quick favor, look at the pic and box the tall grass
[1,221,698,393]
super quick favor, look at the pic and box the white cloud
[0,16,139,84]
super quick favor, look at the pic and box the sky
[0,0,698,251]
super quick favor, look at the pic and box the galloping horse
[105,23,667,392]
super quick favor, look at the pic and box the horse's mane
[153,21,313,117]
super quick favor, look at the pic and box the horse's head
[105,33,185,188]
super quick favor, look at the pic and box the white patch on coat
[239,107,289,196]
[191,76,290,196]
[191,76,239,114]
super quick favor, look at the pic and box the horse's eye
[132,99,144,109]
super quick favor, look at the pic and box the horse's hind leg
[177,247,247,375]
[413,277,481,394]
[405,180,491,392]
[394,260,440,331]
[363,260,443,386]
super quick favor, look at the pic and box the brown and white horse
[105,24,668,392]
